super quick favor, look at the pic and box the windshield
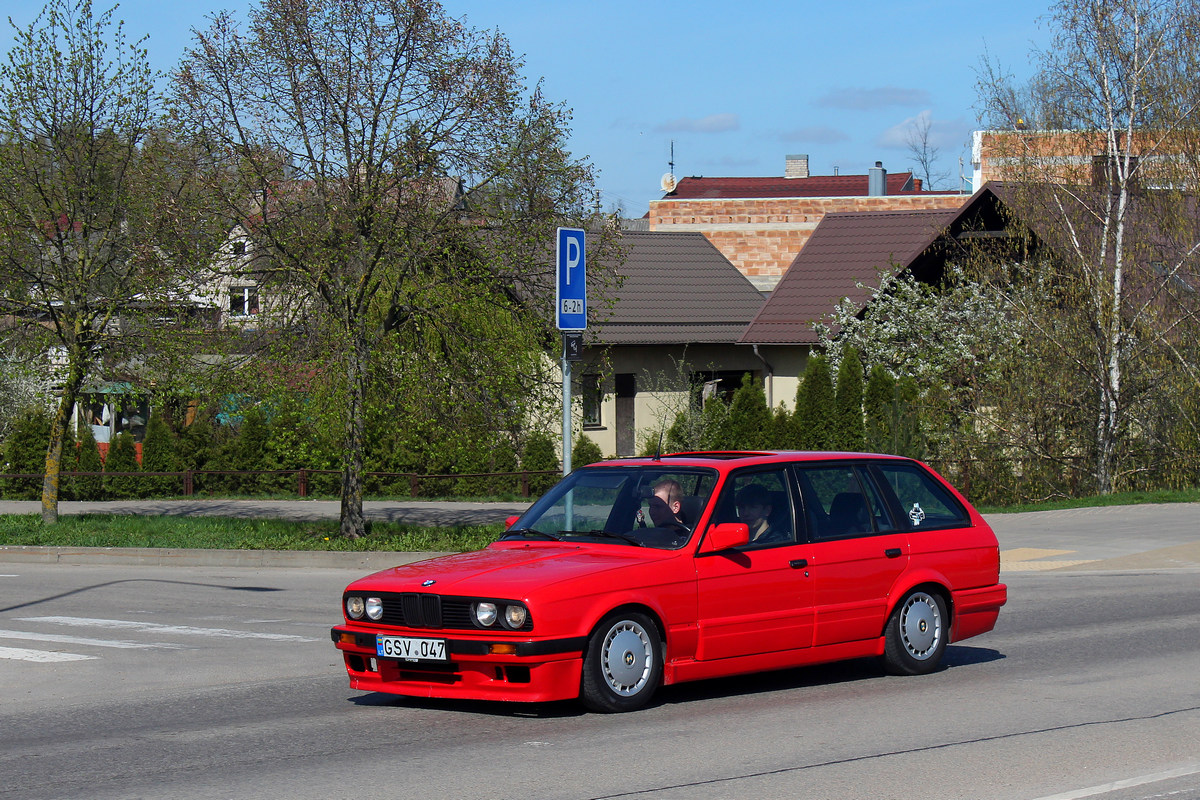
[505,466,718,550]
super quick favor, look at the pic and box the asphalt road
[0,503,1198,800]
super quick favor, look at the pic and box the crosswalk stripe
[18,616,318,642]
[0,628,183,650]
[0,645,96,663]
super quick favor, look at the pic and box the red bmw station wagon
[331,451,1007,712]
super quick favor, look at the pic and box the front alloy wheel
[580,612,662,712]
[882,590,947,675]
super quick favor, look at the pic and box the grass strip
[974,487,1200,514]
[0,514,502,552]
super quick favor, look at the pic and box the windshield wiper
[574,529,645,547]
[502,528,564,541]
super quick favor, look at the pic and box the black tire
[579,611,662,713]
[882,589,948,675]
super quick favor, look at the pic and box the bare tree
[174,0,616,538]
[977,0,1200,493]
[905,111,950,190]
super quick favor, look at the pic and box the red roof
[665,172,949,200]
[739,209,958,344]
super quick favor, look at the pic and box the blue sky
[1,0,1054,216]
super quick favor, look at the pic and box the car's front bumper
[331,626,588,703]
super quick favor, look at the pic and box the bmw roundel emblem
[422,579,436,587]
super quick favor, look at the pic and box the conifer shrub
[140,414,181,497]
[725,373,773,450]
[794,354,835,450]
[522,431,559,495]
[1,407,51,499]
[104,432,141,499]
[834,348,866,451]
[864,364,897,454]
[73,422,105,501]
[572,433,603,467]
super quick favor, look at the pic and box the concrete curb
[0,545,442,570]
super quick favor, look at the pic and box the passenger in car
[736,484,785,543]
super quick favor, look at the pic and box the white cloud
[816,87,932,111]
[779,125,850,144]
[876,111,971,151]
[654,113,740,133]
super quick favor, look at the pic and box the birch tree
[977,0,1200,493]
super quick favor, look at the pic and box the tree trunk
[339,332,368,539]
[40,358,86,525]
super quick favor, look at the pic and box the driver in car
[639,479,687,529]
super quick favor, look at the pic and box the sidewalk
[0,498,532,527]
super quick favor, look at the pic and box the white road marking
[18,616,318,642]
[1032,764,1200,800]
[0,645,96,663]
[0,628,184,650]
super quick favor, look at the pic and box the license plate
[376,635,447,662]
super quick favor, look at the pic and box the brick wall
[649,194,968,288]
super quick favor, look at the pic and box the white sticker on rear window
[909,503,926,526]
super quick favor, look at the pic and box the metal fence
[0,468,562,499]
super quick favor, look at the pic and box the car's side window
[873,463,968,529]
[798,465,878,540]
[712,469,795,546]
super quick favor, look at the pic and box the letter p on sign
[556,227,586,331]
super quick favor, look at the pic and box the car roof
[585,451,914,470]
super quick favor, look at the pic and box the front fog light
[365,597,383,620]
[504,605,528,629]
[346,596,365,619]
[475,602,498,627]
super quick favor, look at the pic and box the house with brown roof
[649,155,967,291]
[579,230,769,456]
[739,184,1014,405]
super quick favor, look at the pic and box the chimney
[868,161,887,196]
[785,154,809,179]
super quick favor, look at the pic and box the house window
[230,286,259,316]
[232,240,247,256]
[582,374,602,428]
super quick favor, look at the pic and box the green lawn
[0,514,503,552]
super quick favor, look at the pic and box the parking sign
[556,227,586,331]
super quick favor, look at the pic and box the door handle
[885,548,903,559]
[790,559,808,569]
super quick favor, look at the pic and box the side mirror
[504,515,520,529]
[701,522,750,553]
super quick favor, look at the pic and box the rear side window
[874,463,968,529]
[797,465,893,540]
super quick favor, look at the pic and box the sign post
[556,228,586,480]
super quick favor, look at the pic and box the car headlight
[503,604,528,629]
[474,602,498,627]
[346,596,365,619]
[365,597,383,620]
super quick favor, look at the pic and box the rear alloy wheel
[882,590,947,675]
[580,612,662,712]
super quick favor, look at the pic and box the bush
[572,434,603,467]
[140,414,180,496]
[104,432,141,499]
[725,373,772,450]
[795,354,835,449]
[834,347,865,451]
[1,407,51,499]
[521,431,559,494]
[72,422,105,501]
